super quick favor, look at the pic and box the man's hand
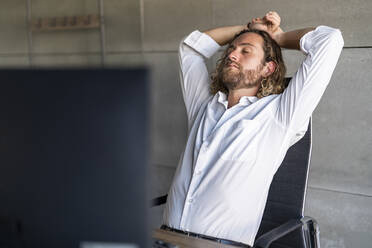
[248,11,284,42]
[249,11,314,50]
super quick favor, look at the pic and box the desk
[152,228,243,248]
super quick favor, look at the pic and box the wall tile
[0,0,28,54]
[143,0,213,51]
[105,53,145,67]
[0,56,29,67]
[213,0,372,47]
[31,0,101,53]
[309,48,372,196]
[31,54,101,67]
[144,52,188,167]
[305,188,372,248]
[104,0,142,52]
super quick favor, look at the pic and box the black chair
[252,118,319,248]
[152,118,320,248]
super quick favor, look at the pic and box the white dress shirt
[162,26,344,246]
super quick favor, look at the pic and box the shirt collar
[217,91,258,108]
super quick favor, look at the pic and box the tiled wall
[1,1,371,247]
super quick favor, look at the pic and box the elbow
[178,35,188,55]
[329,28,344,51]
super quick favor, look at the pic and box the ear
[263,61,276,77]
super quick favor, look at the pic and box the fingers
[249,11,280,32]
[264,15,277,26]
[262,13,280,30]
[265,11,281,25]
[251,11,280,24]
[266,11,280,19]
[265,14,279,24]
[251,17,263,24]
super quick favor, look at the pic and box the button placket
[194,142,208,176]
[180,141,208,229]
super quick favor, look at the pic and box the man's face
[220,32,266,91]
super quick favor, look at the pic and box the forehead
[232,32,264,50]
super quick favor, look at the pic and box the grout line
[0,53,30,57]
[308,186,372,198]
[0,52,98,57]
[1,45,371,58]
[211,0,215,27]
[139,0,145,52]
[343,46,372,49]
[140,50,178,54]
[0,50,178,57]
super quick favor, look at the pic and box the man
[160,12,344,247]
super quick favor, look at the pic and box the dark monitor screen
[0,69,150,248]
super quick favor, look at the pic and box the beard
[219,60,263,91]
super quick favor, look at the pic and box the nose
[228,48,239,62]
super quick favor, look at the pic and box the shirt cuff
[183,30,221,59]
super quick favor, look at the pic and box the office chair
[152,116,320,248]
[252,118,319,248]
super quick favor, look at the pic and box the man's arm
[277,26,343,147]
[178,31,220,129]
[274,27,315,50]
[277,27,343,138]
[253,12,344,141]
[204,25,247,46]
[180,25,247,128]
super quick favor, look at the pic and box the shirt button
[201,145,208,152]
[196,170,202,175]
[188,198,193,203]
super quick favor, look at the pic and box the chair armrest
[254,218,304,248]
[151,194,168,207]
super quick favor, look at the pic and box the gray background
[1,0,371,247]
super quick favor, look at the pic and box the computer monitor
[0,68,150,248]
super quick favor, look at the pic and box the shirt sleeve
[179,30,220,128]
[275,26,344,137]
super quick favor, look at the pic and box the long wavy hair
[210,29,287,98]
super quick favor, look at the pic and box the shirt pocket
[218,119,260,163]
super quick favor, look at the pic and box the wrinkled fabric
[162,26,344,246]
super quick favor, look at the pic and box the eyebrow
[230,42,257,51]
[239,43,257,48]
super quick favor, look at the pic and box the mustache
[224,58,241,69]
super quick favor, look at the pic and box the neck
[227,87,258,108]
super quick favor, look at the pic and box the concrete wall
[1,0,371,247]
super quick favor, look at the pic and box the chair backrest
[255,118,312,248]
